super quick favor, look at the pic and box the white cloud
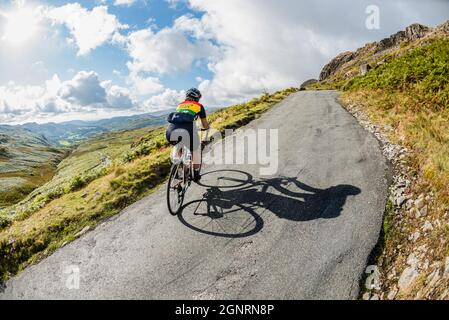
[47,3,128,55]
[127,72,164,96]
[106,85,135,109]
[166,0,187,9]
[173,14,212,40]
[114,0,136,6]
[30,61,48,74]
[178,0,361,106]
[0,75,70,123]
[0,71,136,123]
[126,27,218,75]
[59,71,107,105]
[143,89,186,112]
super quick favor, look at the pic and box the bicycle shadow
[178,170,361,238]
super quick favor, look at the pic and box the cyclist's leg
[191,122,201,170]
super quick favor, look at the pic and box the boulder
[319,51,355,81]
[398,267,419,293]
[375,24,431,53]
[360,63,372,76]
[299,79,319,91]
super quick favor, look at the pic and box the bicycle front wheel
[167,164,185,215]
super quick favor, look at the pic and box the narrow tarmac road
[0,91,390,300]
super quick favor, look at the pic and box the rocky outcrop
[436,20,449,34]
[319,21,448,82]
[319,51,354,81]
[299,79,319,90]
[375,23,431,53]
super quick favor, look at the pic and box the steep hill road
[0,91,390,299]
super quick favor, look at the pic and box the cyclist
[166,88,210,182]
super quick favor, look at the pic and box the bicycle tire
[167,164,185,215]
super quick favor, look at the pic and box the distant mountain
[16,111,171,146]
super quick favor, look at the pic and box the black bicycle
[166,128,209,215]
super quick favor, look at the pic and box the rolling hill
[0,126,66,209]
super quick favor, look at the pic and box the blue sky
[0,0,208,88]
[0,0,448,124]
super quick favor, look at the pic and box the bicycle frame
[167,128,210,215]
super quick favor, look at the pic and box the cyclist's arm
[198,105,210,130]
[200,117,210,130]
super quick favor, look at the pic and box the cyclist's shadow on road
[178,170,361,238]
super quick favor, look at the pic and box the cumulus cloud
[0,75,70,123]
[168,0,449,106]
[143,89,186,111]
[106,85,136,109]
[173,14,213,40]
[59,71,107,105]
[3,0,449,123]
[47,3,128,55]
[176,0,361,106]
[126,27,219,75]
[0,71,136,123]
[114,0,136,6]
[127,72,164,96]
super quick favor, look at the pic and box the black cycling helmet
[186,88,202,101]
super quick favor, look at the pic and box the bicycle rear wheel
[167,164,185,215]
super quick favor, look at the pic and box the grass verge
[339,38,449,298]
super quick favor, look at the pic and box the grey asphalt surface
[0,91,390,300]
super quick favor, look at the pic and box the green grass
[0,127,159,225]
[344,39,449,109]
[0,141,65,208]
[0,87,298,282]
[338,37,449,298]
[342,39,449,204]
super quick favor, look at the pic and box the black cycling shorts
[165,122,200,152]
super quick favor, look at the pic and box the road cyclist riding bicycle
[166,88,210,182]
[165,88,211,215]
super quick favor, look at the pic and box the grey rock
[408,231,420,243]
[423,221,433,232]
[375,24,431,53]
[387,287,398,300]
[426,269,441,288]
[398,267,419,293]
[419,206,428,217]
[411,207,420,219]
[74,226,91,238]
[370,294,380,300]
[415,196,425,210]
[360,63,372,76]
[396,196,406,207]
[299,79,318,90]
[405,199,414,210]
[319,51,355,80]
[407,253,419,268]
[444,257,449,278]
